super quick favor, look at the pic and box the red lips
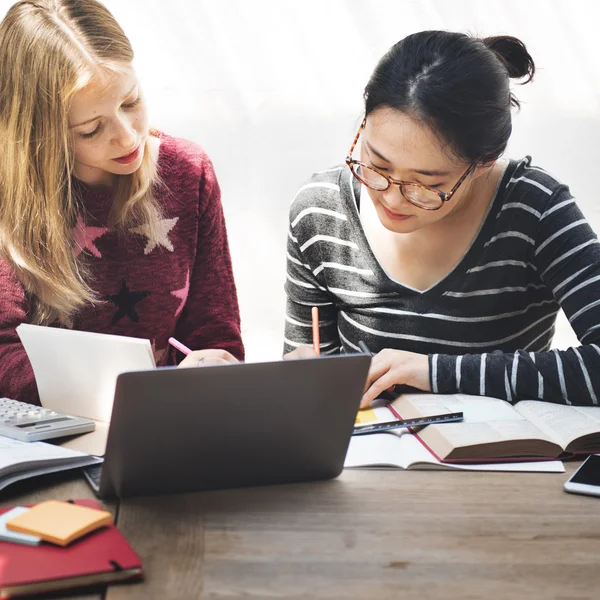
[382,204,413,221]
[112,145,141,165]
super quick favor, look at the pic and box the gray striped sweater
[284,157,600,406]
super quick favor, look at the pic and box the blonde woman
[0,0,244,404]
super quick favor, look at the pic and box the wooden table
[2,463,598,599]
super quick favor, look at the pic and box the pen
[358,340,371,355]
[311,306,320,356]
[168,337,192,356]
[352,412,464,435]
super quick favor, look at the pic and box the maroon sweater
[0,133,244,404]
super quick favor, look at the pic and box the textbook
[381,393,600,462]
[0,499,142,598]
[0,436,102,492]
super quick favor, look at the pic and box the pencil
[168,337,192,356]
[311,306,320,356]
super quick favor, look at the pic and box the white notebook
[0,436,103,491]
[17,324,155,422]
[344,431,565,473]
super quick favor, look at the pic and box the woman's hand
[178,348,239,368]
[283,346,319,360]
[361,349,431,408]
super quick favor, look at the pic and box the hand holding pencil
[282,306,322,360]
[170,337,239,368]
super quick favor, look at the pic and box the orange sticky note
[355,408,378,425]
[6,500,112,547]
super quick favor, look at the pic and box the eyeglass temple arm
[346,118,367,162]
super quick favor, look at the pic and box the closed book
[0,499,142,598]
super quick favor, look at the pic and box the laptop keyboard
[82,463,103,491]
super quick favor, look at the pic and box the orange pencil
[311,306,320,356]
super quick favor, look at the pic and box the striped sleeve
[283,195,341,356]
[432,185,600,405]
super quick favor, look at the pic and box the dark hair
[364,31,535,163]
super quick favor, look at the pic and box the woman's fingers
[283,346,319,360]
[360,370,401,408]
[178,348,238,368]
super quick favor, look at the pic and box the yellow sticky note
[355,408,379,425]
[6,500,112,547]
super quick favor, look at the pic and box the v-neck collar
[342,160,516,296]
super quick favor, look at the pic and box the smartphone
[564,455,600,497]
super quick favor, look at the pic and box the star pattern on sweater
[72,215,109,258]
[171,271,190,317]
[131,217,179,255]
[105,280,150,326]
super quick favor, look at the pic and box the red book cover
[0,499,142,598]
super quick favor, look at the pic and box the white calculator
[0,398,95,442]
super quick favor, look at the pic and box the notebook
[16,324,156,422]
[0,499,142,598]
[0,436,103,492]
[344,429,565,472]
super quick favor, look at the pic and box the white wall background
[2,0,599,360]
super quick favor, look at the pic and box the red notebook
[0,499,142,598]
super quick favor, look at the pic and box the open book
[344,429,564,472]
[383,393,600,462]
[0,436,103,492]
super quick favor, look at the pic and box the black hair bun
[482,35,535,83]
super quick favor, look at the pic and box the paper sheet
[0,436,88,470]
[17,324,155,422]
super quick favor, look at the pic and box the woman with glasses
[284,30,600,407]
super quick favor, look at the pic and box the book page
[344,431,414,469]
[393,393,522,421]
[515,401,600,449]
[0,437,88,474]
[0,458,102,492]
[343,431,565,472]
[392,394,557,460]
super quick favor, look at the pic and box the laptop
[83,354,371,497]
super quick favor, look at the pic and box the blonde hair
[0,0,161,325]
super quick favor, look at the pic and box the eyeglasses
[345,118,478,211]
